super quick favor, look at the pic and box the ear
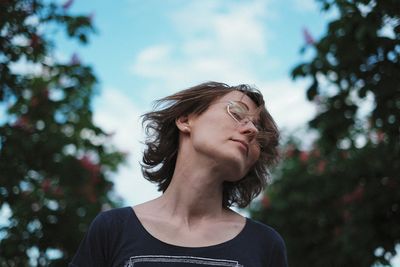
[175,115,191,133]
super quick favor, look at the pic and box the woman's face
[187,91,261,181]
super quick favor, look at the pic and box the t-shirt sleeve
[69,212,109,267]
[269,234,288,267]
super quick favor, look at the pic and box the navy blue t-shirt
[69,207,288,267]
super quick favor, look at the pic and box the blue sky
[64,0,327,103]
[3,1,400,264]
[55,0,331,205]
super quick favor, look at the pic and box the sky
[55,0,331,207]
[2,0,399,265]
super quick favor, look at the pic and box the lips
[231,139,249,155]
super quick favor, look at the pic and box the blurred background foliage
[251,0,400,266]
[0,0,125,266]
[1,0,399,266]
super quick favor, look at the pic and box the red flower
[30,34,41,48]
[88,193,97,203]
[88,12,95,23]
[303,27,315,45]
[261,196,271,208]
[80,184,97,203]
[80,156,100,172]
[70,53,81,65]
[299,151,309,162]
[53,186,64,197]
[41,179,51,193]
[62,0,74,10]
[311,148,320,158]
[79,155,101,183]
[376,131,385,143]
[13,116,33,132]
[340,151,349,159]
[285,144,296,158]
[30,89,49,107]
[341,185,364,204]
[316,160,327,174]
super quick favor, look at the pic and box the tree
[251,0,400,266]
[0,0,125,265]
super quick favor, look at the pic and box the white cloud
[129,0,316,129]
[172,0,269,55]
[135,45,172,65]
[93,88,160,206]
[122,0,317,205]
[130,0,273,93]
[257,79,316,131]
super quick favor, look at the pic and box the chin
[223,162,248,181]
[223,153,250,174]
[224,175,245,183]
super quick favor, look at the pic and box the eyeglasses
[226,101,263,132]
[226,101,266,149]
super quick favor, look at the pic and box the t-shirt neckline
[128,206,249,251]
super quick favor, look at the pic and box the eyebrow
[236,101,250,110]
[235,101,262,124]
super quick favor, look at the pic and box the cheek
[191,118,222,147]
[197,114,232,137]
[248,146,261,165]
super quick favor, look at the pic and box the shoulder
[247,218,284,239]
[244,218,286,249]
[97,206,133,221]
[90,206,134,232]
[243,218,288,266]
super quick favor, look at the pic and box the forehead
[217,91,259,111]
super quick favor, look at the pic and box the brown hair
[141,81,280,208]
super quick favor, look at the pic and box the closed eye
[254,123,263,131]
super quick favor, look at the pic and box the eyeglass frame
[226,101,263,131]
[223,100,267,150]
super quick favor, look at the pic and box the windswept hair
[141,81,280,208]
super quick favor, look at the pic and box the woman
[70,82,288,267]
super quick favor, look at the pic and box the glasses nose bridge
[239,116,259,134]
[226,102,258,133]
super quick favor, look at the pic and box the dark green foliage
[251,0,399,266]
[0,1,125,266]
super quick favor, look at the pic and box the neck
[154,153,230,226]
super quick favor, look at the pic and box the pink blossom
[79,155,101,185]
[303,27,315,45]
[79,155,100,176]
[53,186,64,196]
[285,144,296,158]
[13,116,33,132]
[41,179,51,193]
[88,12,95,23]
[376,131,385,143]
[30,34,41,48]
[312,148,320,158]
[341,185,364,204]
[316,160,327,174]
[261,196,271,208]
[70,53,81,65]
[299,151,309,162]
[62,0,74,10]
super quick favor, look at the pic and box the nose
[239,119,259,141]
